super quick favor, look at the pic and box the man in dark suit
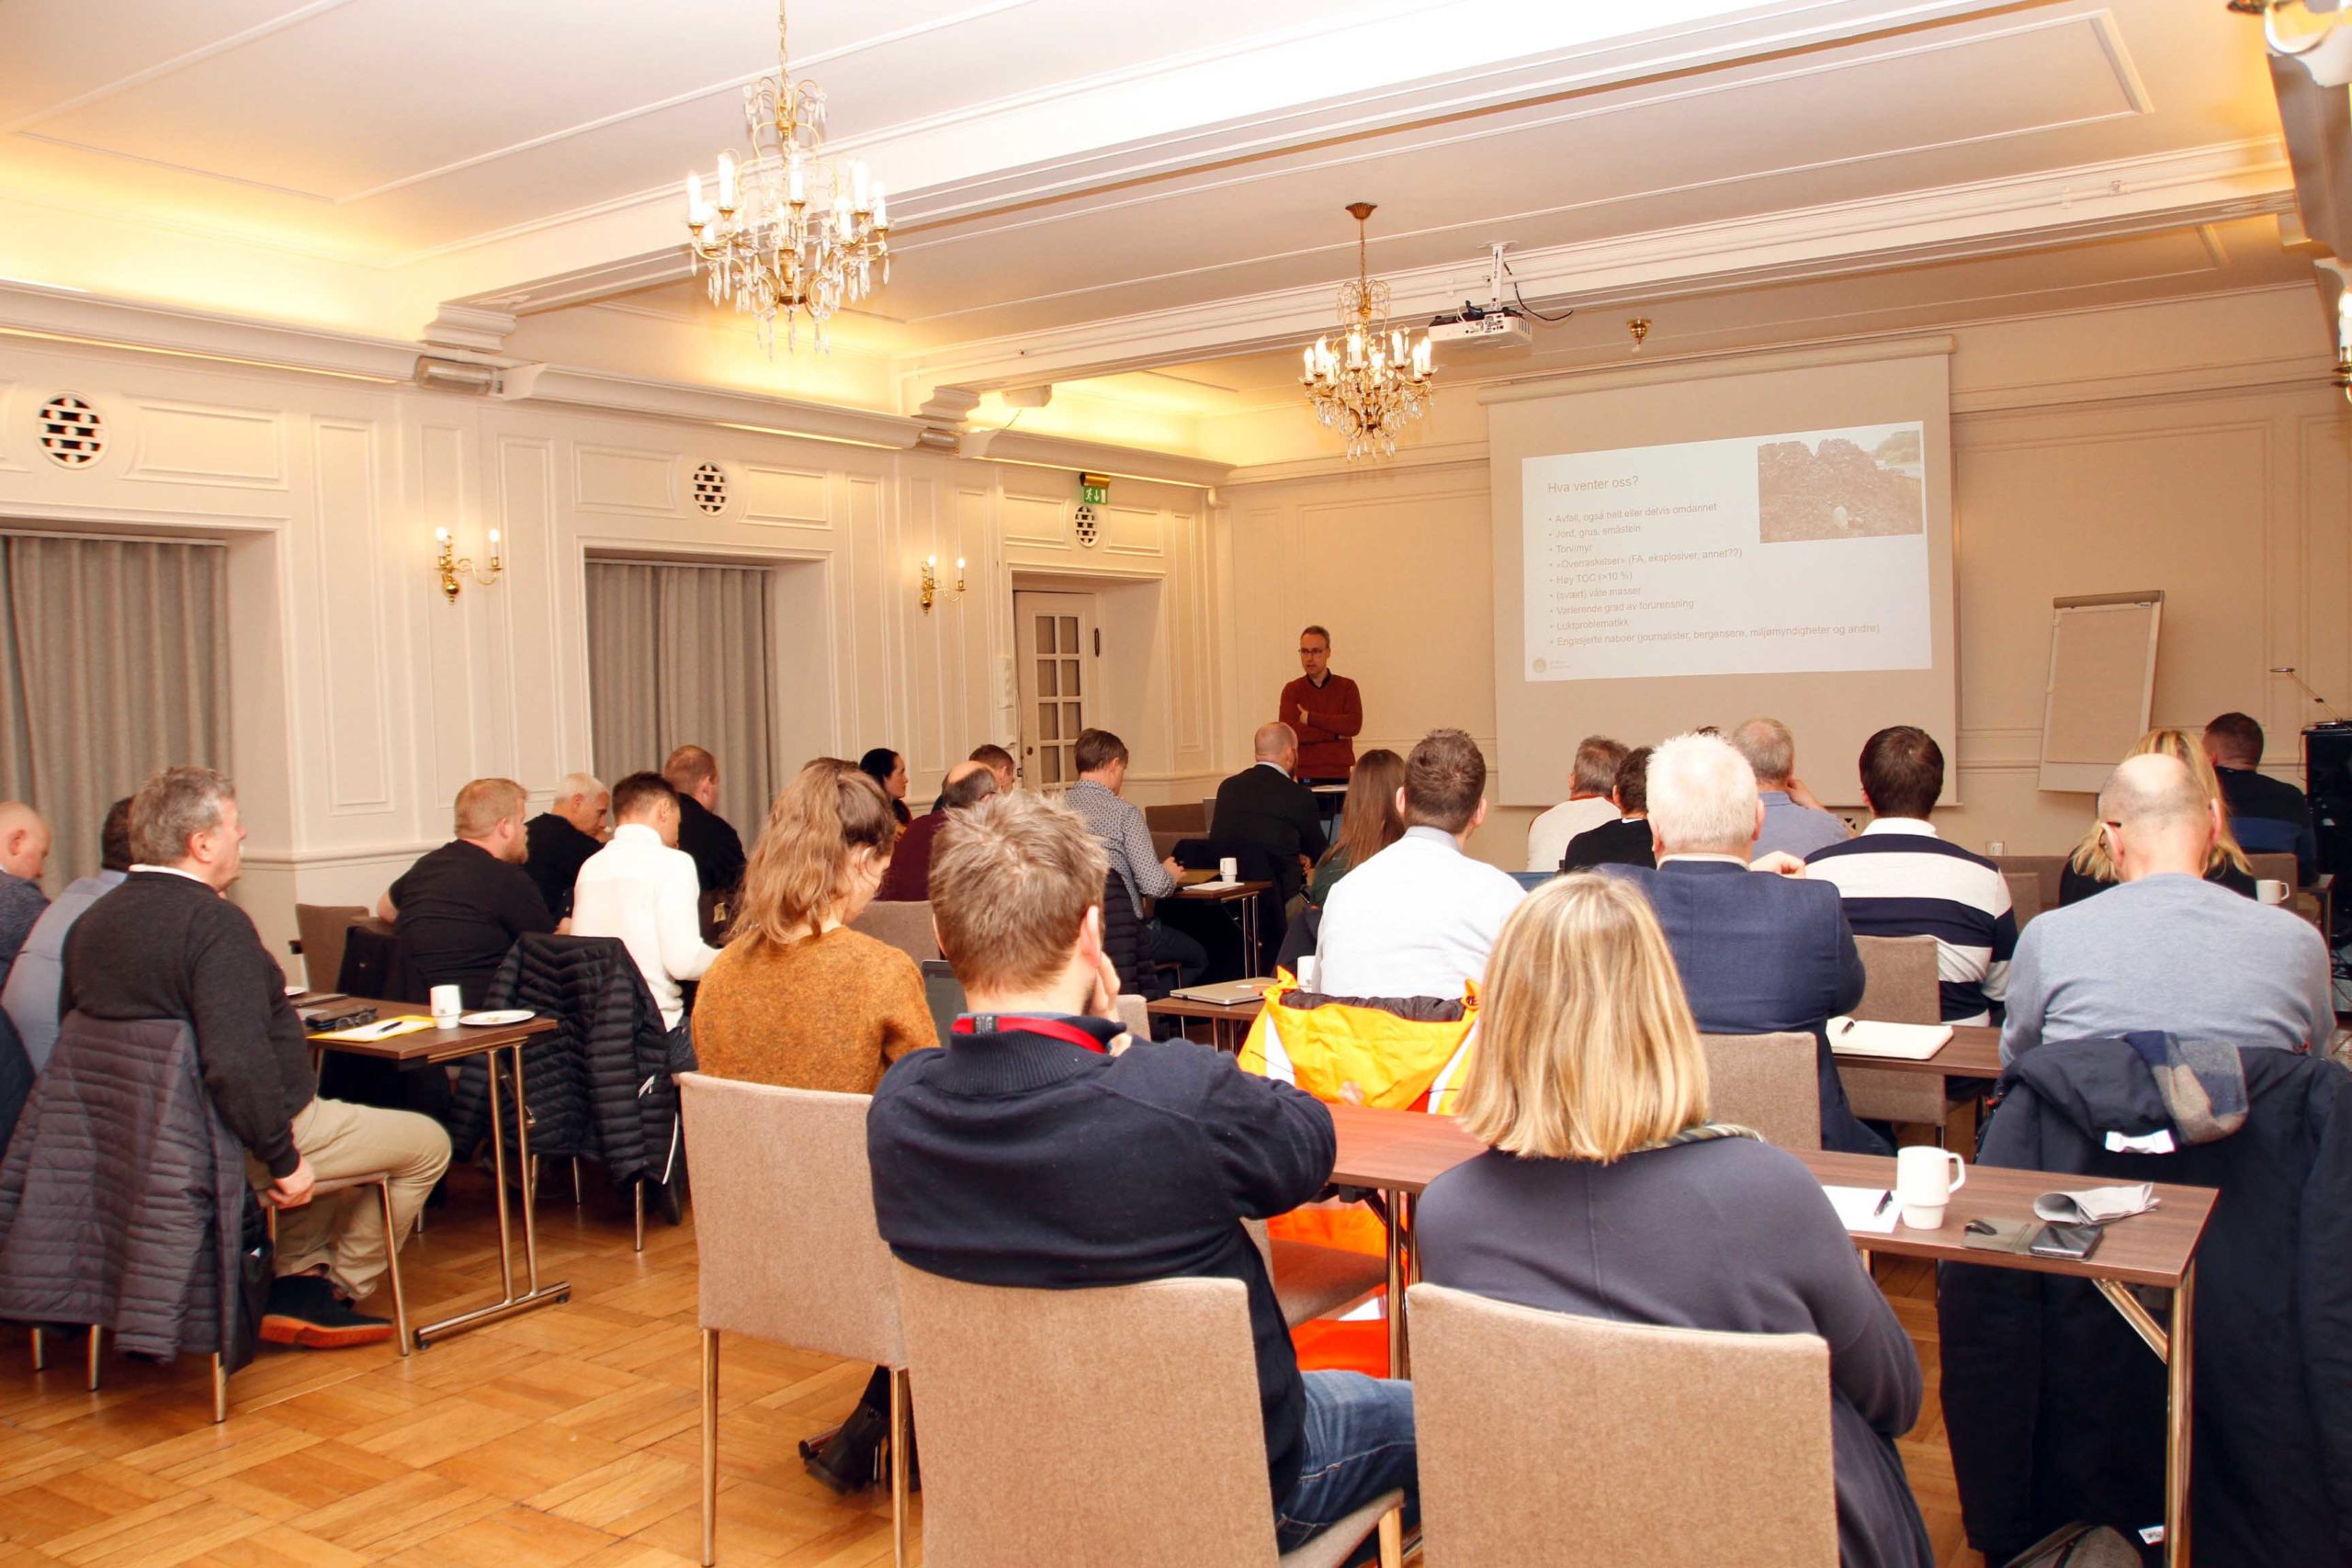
[2202,711,2318,883]
[523,771,606,921]
[1561,746,1656,873]
[1211,722,1327,906]
[1605,731,1883,1156]
[662,744,747,897]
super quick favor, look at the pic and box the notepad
[1822,1184,1900,1235]
[1181,879,1244,893]
[1826,1017,1952,1060]
[312,1015,435,1043]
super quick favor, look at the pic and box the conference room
[1,2,2349,1564]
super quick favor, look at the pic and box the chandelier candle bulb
[853,162,870,209]
[717,152,738,212]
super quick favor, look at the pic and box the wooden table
[1832,1021,2006,1080]
[1170,879,1273,975]
[305,1003,569,1348]
[1147,992,1267,1052]
[1325,1101,2216,1563]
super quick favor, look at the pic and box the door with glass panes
[1012,591,1097,790]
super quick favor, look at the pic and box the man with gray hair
[62,766,449,1348]
[1608,731,1883,1154]
[2002,751,2335,1065]
[1729,717,1849,860]
[877,759,997,903]
[0,801,51,987]
[525,771,607,921]
[1525,735,1629,873]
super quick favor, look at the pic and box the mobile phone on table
[2030,1222,2102,1259]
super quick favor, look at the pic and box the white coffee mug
[1218,856,1239,883]
[1894,1145,1967,1229]
[2257,878,2290,907]
[429,984,463,1024]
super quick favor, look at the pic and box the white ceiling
[0,0,2317,424]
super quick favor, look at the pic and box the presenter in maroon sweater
[1277,625,1363,784]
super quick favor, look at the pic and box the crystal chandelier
[683,0,889,352]
[1300,203,1434,460]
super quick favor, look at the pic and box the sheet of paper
[311,1015,435,1043]
[1822,1183,1899,1235]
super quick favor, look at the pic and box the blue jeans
[1272,1371,1419,1554]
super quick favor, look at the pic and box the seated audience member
[663,744,746,896]
[1066,729,1206,987]
[1804,727,2016,1025]
[858,747,913,827]
[1280,624,1363,784]
[1524,735,1627,873]
[65,766,448,1347]
[2203,709,2318,882]
[1306,748,1407,906]
[568,772,718,1056]
[379,778,554,1006]
[877,761,994,903]
[1608,732,1883,1155]
[868,790,1416,1552]
[1317,729,1525,999]
[694,759,936,1093]
[1419,874,1930,1568]
[1729,717,1850,859]
[2060,727,2255,906]
[0,802,51,984]
[1212,722,1327,906]
[3,797,130,1071]
[929,743,1017,811]
[1560,745,1656,873]
[524,772,607,921]
[2003,751,2333,1064]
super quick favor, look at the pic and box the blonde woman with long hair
[1417,875,1932,1568]
[694,758,938,1094]
[2060,727,2255,906]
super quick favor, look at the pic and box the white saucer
[458,1010,535,1026]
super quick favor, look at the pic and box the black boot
[803,1399,888,1495]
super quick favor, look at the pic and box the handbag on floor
[2003,1521,2144,1568]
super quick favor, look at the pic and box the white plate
[458,1010,535,1027]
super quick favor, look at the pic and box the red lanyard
[952,1015,1110,1055]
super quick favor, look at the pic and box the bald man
[2001,752,2335,1064]
[0,802,52,987]
[1210,722,1326,906]
[663,745,746,897]
[524,771,607,922]
[876,760,995,903]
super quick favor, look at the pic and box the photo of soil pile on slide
[1756,426,1924,542]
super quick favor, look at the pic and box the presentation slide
[1522,421,1931,683]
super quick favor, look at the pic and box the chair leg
[700,1328,718,1568]
[211,1353,228,1424]
[28,1325,42,1371]
[572,1157,583,1209]
[86,1325,102,1392]
[634,1179,645,1254]
[377,1180,412,1357]
[889,1366,911,1568]
[1377,1505,1403,1568]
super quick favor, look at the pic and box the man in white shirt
[1317,728,1525,998]
[568,772,720,1049]
[1524,735,1627,873]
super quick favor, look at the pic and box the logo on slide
[1532,658,1548,675]
[1757,427,1923,544]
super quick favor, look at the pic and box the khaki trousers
[247,1097,451,1303]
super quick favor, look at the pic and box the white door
[1012,591,1097,790]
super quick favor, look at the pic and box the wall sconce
[920,554,965,613]
[434,525,503,605]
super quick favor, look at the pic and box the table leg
[1245,898,1261,976]
[484,1051,514,1299]
[2167,1261,2196,1566]
[1383,1188,1414,1381]
[412,1043,572,1347]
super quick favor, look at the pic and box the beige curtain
[0,533,230,886]
[583,559,776,835]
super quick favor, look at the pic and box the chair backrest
[1696,1032,1819,1149]
[1992,853,2067,915]
[1406,1281,1837,1568]
[891,1265,1280,1568]
[1852,934,1940,1026]
[2003,871,2043,929]
[919,959,966,1044]
[849,899,940,963]
[293,904,369,994]
[1144,801,1207,835]
[2247,851,2297,888]
[1115,993,1151,1042]
[676,1073,902,1368]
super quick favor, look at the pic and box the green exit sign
[1079,472,1110,505]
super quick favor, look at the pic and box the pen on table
[1871,1190,1893,1217]
[1837,1018,1856,1038]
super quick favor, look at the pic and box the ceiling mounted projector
[1426,308,1535,350]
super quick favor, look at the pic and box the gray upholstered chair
[2003,871,2043,929]
[678,1075,910,1568]
[1992,853,2067,917]
[849,900,941,963]
[892,1265,1404,1568]
[1840,934,1951,1134]
[292,902,369,994]
[1405,1281,1837,1566]
[1696,1032,1820,1149]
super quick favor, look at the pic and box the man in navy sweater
[868,790,1417,1554]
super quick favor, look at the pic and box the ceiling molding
[493,365,926,450]
[1476,333,1956,406]
[956,426,1229,488]
[0,279,422,382]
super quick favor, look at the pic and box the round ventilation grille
[1074,502,1100,547]
[37,394,104,468]
[692,461,728,515]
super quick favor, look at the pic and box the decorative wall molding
[123,399,287,489]
[957,425,1228,489]
[496,363,925,451]
[1476,333,1957,406]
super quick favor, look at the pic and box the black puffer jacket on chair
[0,1014,266,1371]
[447,934,677,1190]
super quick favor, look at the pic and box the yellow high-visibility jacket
[1238,971,1477,1112]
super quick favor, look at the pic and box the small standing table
[1146,993,1267,1053]
[1831,1021,2006,1081]
[1170,879,1274,976]
[307,1005,568,1348]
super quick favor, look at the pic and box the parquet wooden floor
[0,1164,1986,1566]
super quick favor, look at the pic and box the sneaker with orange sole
[258,1274,395,1349]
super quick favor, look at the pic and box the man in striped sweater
[1804,726,2017,1025]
